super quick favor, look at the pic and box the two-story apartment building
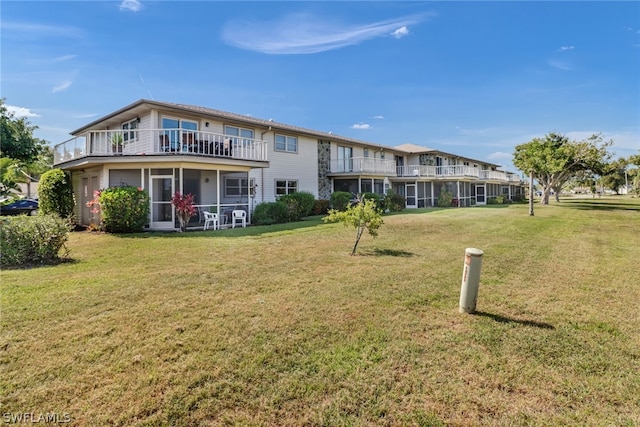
[53,99,524,230]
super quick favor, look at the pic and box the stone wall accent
[317,139,332,200]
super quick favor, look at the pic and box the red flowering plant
[172,191,197,231]
[86,189,103,230]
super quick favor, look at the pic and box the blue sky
[2,1,639,173]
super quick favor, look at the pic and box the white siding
[200,171,219,205]
[258,133,318,202]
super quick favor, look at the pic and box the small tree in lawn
[172,192,196,231]
[323,194,383,255]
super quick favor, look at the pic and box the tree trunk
[351,226,365,255]
[540,191,550,205]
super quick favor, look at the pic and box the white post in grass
[459,248,484,314]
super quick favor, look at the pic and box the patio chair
[231,210,246,228]
[203,211,219,230]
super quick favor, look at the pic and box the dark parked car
[0,199,39,216]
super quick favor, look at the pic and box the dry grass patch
[2,196,639,426]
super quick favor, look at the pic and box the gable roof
[393,143,435,153]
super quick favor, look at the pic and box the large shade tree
[513,133,612,205]
[0,98,51,198]
[600,157,629,195]
[0,99,43,163]
[628,151,640,195]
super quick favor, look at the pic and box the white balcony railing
[398,165,513,182]
[53,129,269,165]
[479,170,509,181]
[330,157,397,175]
[398,165,480,178]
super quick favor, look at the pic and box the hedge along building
[53,99,524,231]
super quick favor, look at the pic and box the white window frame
[224,177,249,197]
[337,146,353,172]
[224,125,254,141]
[275,134,298,153]
[275,179,298,196]
[122,118,139,143]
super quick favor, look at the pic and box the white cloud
[487,151,512,160]
[548,60,570,71]
[6,105,40,118]
[72,113,100,119]
[52,80,72,93]
[391,26,410,39]
[352,123,371,130]
[120,0,143,12]
[456,126,506,136]
[373,115,384,119]
[222,12,433,54]
[565,130,640,154]
[52,54,77,62]
[559,46,575,51]
[1,21,82,38]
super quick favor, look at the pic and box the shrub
[311,199,330,215]
[98,186,150,233]
[437,187,454,207]
[278,191,315,221]
[252,201,289,225]
[362,192,382,208]
[0,214,70,268]
[487,195,506,205]
[381,190,405,212]
[330,191,352,211]
[38,169,75,219]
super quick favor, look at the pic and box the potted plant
[111,132,124,154]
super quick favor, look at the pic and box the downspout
[216,170,221,220]
[260,126,270,203]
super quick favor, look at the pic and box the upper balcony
[397,165,516,182]
[329,157,397,175]
[53,129,269,166]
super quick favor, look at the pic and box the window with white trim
[225,125,254,141]
[337,146,353,172]
[161,117,197,150]
[275,134,297,153]
[225,177,249,197]
[276,179,298,195]
[122,118,139,143]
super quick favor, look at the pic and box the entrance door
[476,184,486,205]
[405,183,417,209]
[150,175,174,229]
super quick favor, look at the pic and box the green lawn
[2,196,639,426]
